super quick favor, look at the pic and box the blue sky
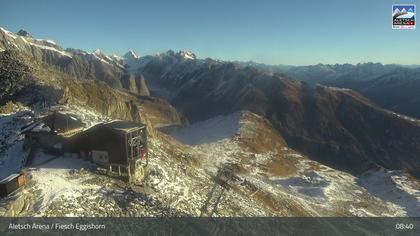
[0,0,419,65]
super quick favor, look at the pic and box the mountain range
[1,26,420,177]
[0,26,419,217]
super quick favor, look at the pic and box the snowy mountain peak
[89,49,124,67]
[17,29,32,38]
[394,8,401,13]
[0,27,12,35]
[401,8,407,13]
[111,54,122,60]
[124,50,139,60]
[93,48,102,55]
[177,50,197,60]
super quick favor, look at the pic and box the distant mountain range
[248,63,420,119]
[1,26,420,179]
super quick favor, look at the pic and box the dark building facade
[0,172,27,197]
[73,121,148,182]
[22,111,86,155]
[23,112,148,182]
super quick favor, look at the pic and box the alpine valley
[0,26,419,218]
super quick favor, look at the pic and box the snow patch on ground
[28,151,98,215]
[390,111,420,124]
[170,112,242,145]
[274,171,330,200]
[324,86,352,92]
[0,109,33,180]
[141,136,270,216]
[349,205,377,217]
[357,170,420,217]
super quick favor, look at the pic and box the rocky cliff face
[138,74,151,96]
[0,51,183,141]
[121,73,150,96]
[0,50,33,103]
[60,79,182,136]
[0,28,126,90]
[0,49,63,107]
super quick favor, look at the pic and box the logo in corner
[392,4,416,29]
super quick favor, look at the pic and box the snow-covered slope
[170,112,242,145]
[124,50,139,60]
[0,95,419,217]
[169,111,420,216]
[0,107,276,217]
[358,170,420,216]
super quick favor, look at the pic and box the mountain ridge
[1,25,420,217]
[1,25,420,178]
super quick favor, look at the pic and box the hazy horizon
[1,0,419,66]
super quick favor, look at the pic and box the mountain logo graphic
[392,4,416,30]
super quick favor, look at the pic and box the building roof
[21,121,43,133]
[43,112,85,134]
[102,121,146,133]
[0,173,20,184]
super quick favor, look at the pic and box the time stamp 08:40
[395,223,415,230]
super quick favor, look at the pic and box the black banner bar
[0,217,419,236]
